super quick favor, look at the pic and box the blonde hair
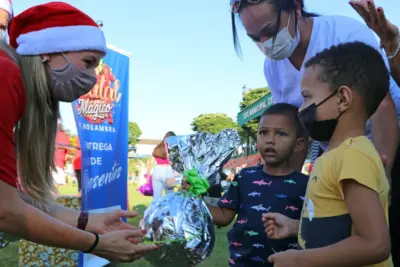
[1,42,58,203]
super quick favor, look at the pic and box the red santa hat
[9,2,107,55]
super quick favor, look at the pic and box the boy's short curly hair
[261,103,306,138]
[305,41,390,117]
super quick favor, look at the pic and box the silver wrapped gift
[142,191,215,266]
[142,129,241,266]
[165,128,241,186]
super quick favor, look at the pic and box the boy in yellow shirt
[263,41,392,267]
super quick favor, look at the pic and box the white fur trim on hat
[16,25,107,55]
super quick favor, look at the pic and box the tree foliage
[189,87,271,143]
[191,113,238,134]
[240,87,270,110]
[128,121,142,145]
[239,87,270,139]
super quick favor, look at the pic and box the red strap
[77,211,89,231]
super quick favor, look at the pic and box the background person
[151,131,178,201]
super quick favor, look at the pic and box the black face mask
[298,91,342,142]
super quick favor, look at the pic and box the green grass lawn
[0,183,230,267]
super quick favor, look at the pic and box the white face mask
[263,13,300,60]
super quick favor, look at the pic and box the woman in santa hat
[0,2,157,262]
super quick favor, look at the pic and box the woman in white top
[230,0,399,176]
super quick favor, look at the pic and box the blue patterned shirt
[218,166,308,267]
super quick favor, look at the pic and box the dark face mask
[298,91,342,142]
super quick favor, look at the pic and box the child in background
[265,42,392,267]
[187,103,309,266]
[151,131,177,201]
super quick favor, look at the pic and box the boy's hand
[268,250,300,267]
[181,169,210,196]
[262,213,297,240]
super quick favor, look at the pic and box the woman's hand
[87,209,140,235]
[262,213,298,240]
[93,230,158,262]
[88,210,151,244]
[349,0,399,50]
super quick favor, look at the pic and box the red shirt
[0,51,26,188]
[73,139,82,170]
[54,129,69,169]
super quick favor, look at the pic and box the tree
[239,87,270,140]
[240,87,270,110]
[128,122,142,145]
[191,113,238,134]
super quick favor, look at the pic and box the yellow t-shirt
[298,136,392,267]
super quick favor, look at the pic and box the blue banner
[72,47,130,266]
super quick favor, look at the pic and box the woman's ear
[294,137,305,153]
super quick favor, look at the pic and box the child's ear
[337,86,352,113]
[294,137,305,153]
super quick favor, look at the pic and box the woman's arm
[2,181,159,262]
[350,0,400,86]
[383,36,400,86]
[19,193,81,230]
[19,193,139,234]
[0,181,94,251]
[370,93,399,177]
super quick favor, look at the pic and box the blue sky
[13,0,400,139]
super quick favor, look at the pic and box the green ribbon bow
[184,169,210,196]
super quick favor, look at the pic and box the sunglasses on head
[230,0,263,13]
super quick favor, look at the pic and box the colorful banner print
[72,47,130,267]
